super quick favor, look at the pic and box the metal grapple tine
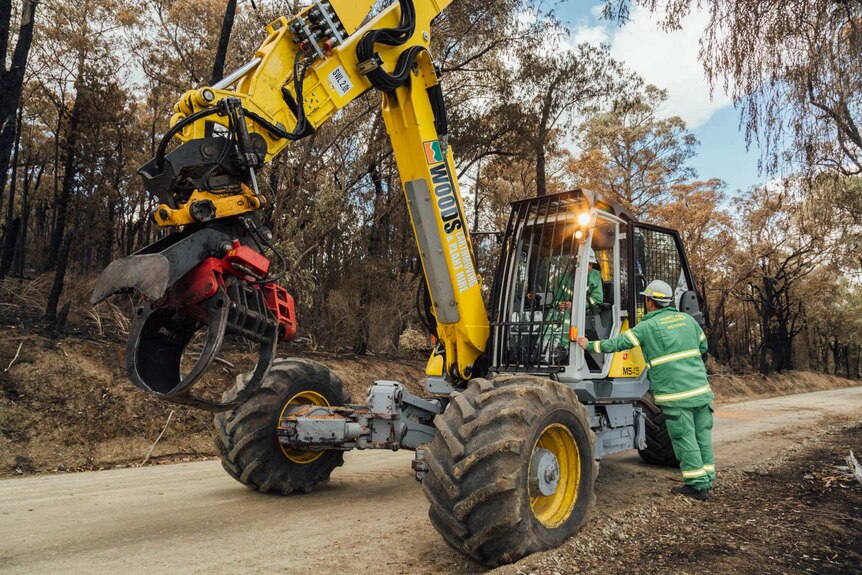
[123,286,280,412]
[125,289,229,407]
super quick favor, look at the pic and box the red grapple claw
[103,228,297,412]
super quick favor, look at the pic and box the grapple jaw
[91,223,296,412]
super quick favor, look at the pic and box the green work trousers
[662,403,716,491]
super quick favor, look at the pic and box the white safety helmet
[589,248,598,264]
[639,279,673,307]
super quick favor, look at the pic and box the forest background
[1,0,861,378]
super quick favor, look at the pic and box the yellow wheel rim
[529,423,581,528]
[278,390,329,464]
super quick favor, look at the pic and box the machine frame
[278,190,703,462]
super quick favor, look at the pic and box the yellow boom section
[382,51,489,380]
[158,0,487,383]
[170,0,451,160]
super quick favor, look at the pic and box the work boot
[671,484,709,501]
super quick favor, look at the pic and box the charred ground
[497,423,862,575]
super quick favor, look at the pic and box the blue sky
[557,2,764,194]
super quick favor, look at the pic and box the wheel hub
[530,448,561,496]
[529,423,581,528]
[278,390,329,464]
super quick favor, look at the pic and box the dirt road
[2,386,860,574]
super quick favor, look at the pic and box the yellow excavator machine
[93,0,706,566]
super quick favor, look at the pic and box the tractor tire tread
[423,376,597,566]
[213,358,348,495]
[637,392,679,467]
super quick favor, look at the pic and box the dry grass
[0,275,52,311]
[0,273,134,337]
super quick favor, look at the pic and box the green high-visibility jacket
[586,306,712,407]
[587,268,603,307]
[548,268,575,347]
[556,268,575,304]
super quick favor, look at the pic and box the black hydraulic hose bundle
[355,0,449,144]
[219,49,315,142]
[416,277,438,336]
[356,0,424,93]
[156,50,315,173]
[426,81,447,140]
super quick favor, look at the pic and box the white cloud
[572,25,608,46]
[571,5,731,130]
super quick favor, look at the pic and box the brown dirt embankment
[1,331,858,477]
[710,369,860,403]
[0,331,426,476]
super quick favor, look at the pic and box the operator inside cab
[586,248,603,309]
[549,246,604,364]
[553,247,602,312]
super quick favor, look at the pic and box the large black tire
[637,392,679,467]
[213,358,349,494]
[422,375,597,566]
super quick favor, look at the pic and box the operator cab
[489,190,702,384]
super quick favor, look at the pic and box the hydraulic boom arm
[92,0,489,409]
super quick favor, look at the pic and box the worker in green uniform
[577,279,715,500]
[550,248,603,352]
[545,258,575,362]
[586,248,603,309]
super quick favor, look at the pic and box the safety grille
[633,226,691,319]
[489,191,589,373]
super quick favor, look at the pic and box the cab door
[626,222,703,327]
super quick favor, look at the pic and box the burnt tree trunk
[211,0,238,84]
[0,0,37,214]
[533,75,562,198]
[11,157,41,278]
[45,232,72,322]
[353,163,387,355]
[0,216,19,278]
[535,142,547,197]
[206,0,238,138]
[47,80,84,269]
[10,199,27,277]
[830,338,840,375]
[0,104,22,278]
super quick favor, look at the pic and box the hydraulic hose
[356,0,423,93]
[239,49,315,142]
[155,107,223,171]
[416,277,437,336]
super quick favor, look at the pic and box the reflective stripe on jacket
[587,306,712,407]
[587,268,603,307]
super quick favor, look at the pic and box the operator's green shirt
[587,268,603,307]
[586,306,712,407]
